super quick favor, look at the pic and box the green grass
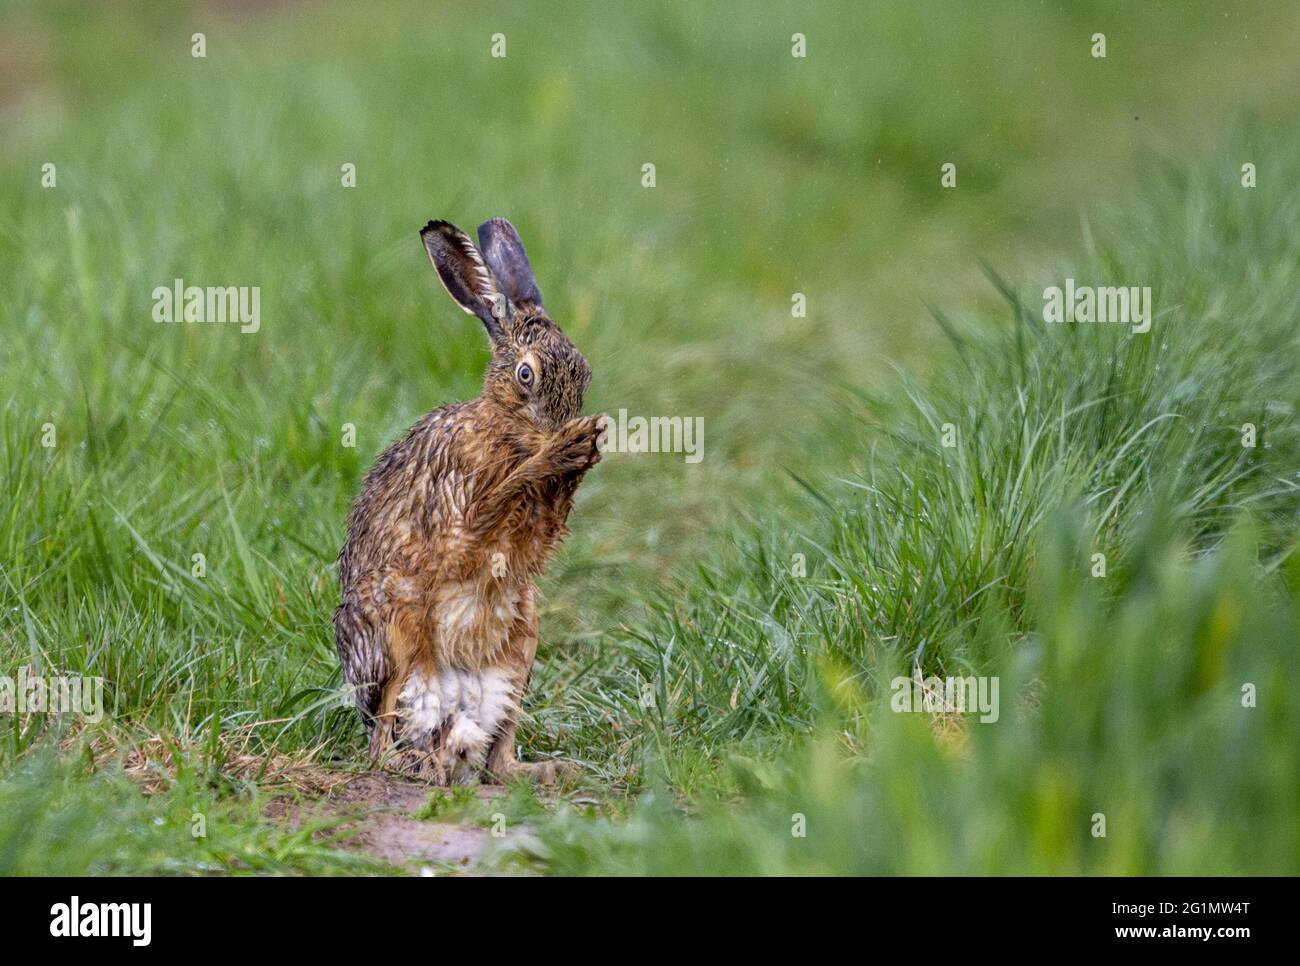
[1,0,1298,874]
[585,151,1300,764]
[500,140,1300,874]
[0,743,384,875]
[516,519,1300,875]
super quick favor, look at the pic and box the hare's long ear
[477,218,543,308]
[420,220,507,341]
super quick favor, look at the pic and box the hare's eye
[515,363,535,387]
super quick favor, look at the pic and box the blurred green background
[0,0,1297,874]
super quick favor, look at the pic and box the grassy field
[1,0,1297,874]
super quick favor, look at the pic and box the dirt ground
[265,771,527,873]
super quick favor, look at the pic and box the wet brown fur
[334,218,601,784]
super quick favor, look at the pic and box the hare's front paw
[381,747,449,786]
[549,414,608,476]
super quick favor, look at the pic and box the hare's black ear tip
[419,219,449,240]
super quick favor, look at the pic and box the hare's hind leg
[365,609,453,784]
[484,589,576,785]
[371,666,445,784]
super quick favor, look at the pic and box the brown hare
[334,217,605,785]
